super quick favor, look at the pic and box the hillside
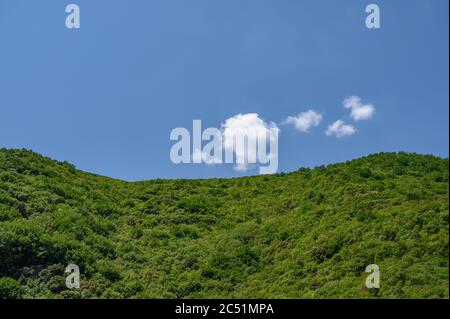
[0,148,448,299]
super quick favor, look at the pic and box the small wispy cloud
[343,96,375,121]
[283,109,323,133]
[325,120,356,138]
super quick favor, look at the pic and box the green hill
[0,148,448,299]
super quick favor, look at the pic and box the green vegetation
[0,148,448,299]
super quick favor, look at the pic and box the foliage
[0,148,448,298]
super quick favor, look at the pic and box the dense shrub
[0,149,448,298]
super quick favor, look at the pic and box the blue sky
[0,0,448,181]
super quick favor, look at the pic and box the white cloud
[343,96,375,121]
[325,120,356,138]
[283,110,323,132]
[222,113,279,172]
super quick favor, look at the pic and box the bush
[0,277,25,299]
